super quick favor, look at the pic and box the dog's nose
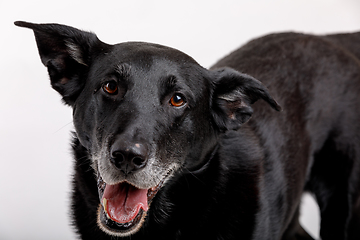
[110,141,148,174]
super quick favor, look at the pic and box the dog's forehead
[110,42,199,67]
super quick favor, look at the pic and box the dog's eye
[102,81,118,95]
[170,93,186,107]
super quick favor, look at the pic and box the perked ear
[211,67,281,131]
[15,21,109,105]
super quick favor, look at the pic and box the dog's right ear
[15,21,110,105]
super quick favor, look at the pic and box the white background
[1,0,360,239]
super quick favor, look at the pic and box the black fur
[15,21,360,240]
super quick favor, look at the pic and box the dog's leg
[347,199,360,240]
[307,135,360,240]
[281,206,314,240]
[347,151,360,240]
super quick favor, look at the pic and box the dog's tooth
[102,198,111,219]
[103,198,107,209]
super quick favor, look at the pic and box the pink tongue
[102,183,148,223]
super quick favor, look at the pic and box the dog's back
[325,32,360,61]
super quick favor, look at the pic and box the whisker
[52,121,74,134]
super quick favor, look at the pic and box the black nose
[110,141,148,174]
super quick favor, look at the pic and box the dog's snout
[110,141,149,174]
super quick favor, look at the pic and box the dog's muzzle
[94,137,180,236]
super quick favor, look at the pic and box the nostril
[132,156,146,168]
[110,152,125,169]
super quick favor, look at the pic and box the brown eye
[102,81,118,95]
[170,93,186,107]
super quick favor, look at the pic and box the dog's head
[15,21,281,237]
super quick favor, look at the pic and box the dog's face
[16,21,280,237]
[75,42,216,185]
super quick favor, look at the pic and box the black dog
[15,21,360,240]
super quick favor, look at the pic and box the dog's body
[15,21,360,240]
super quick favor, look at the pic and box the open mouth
[96,173,164,236]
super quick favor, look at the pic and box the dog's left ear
[15,21,109,105]
[211,67,281,131]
